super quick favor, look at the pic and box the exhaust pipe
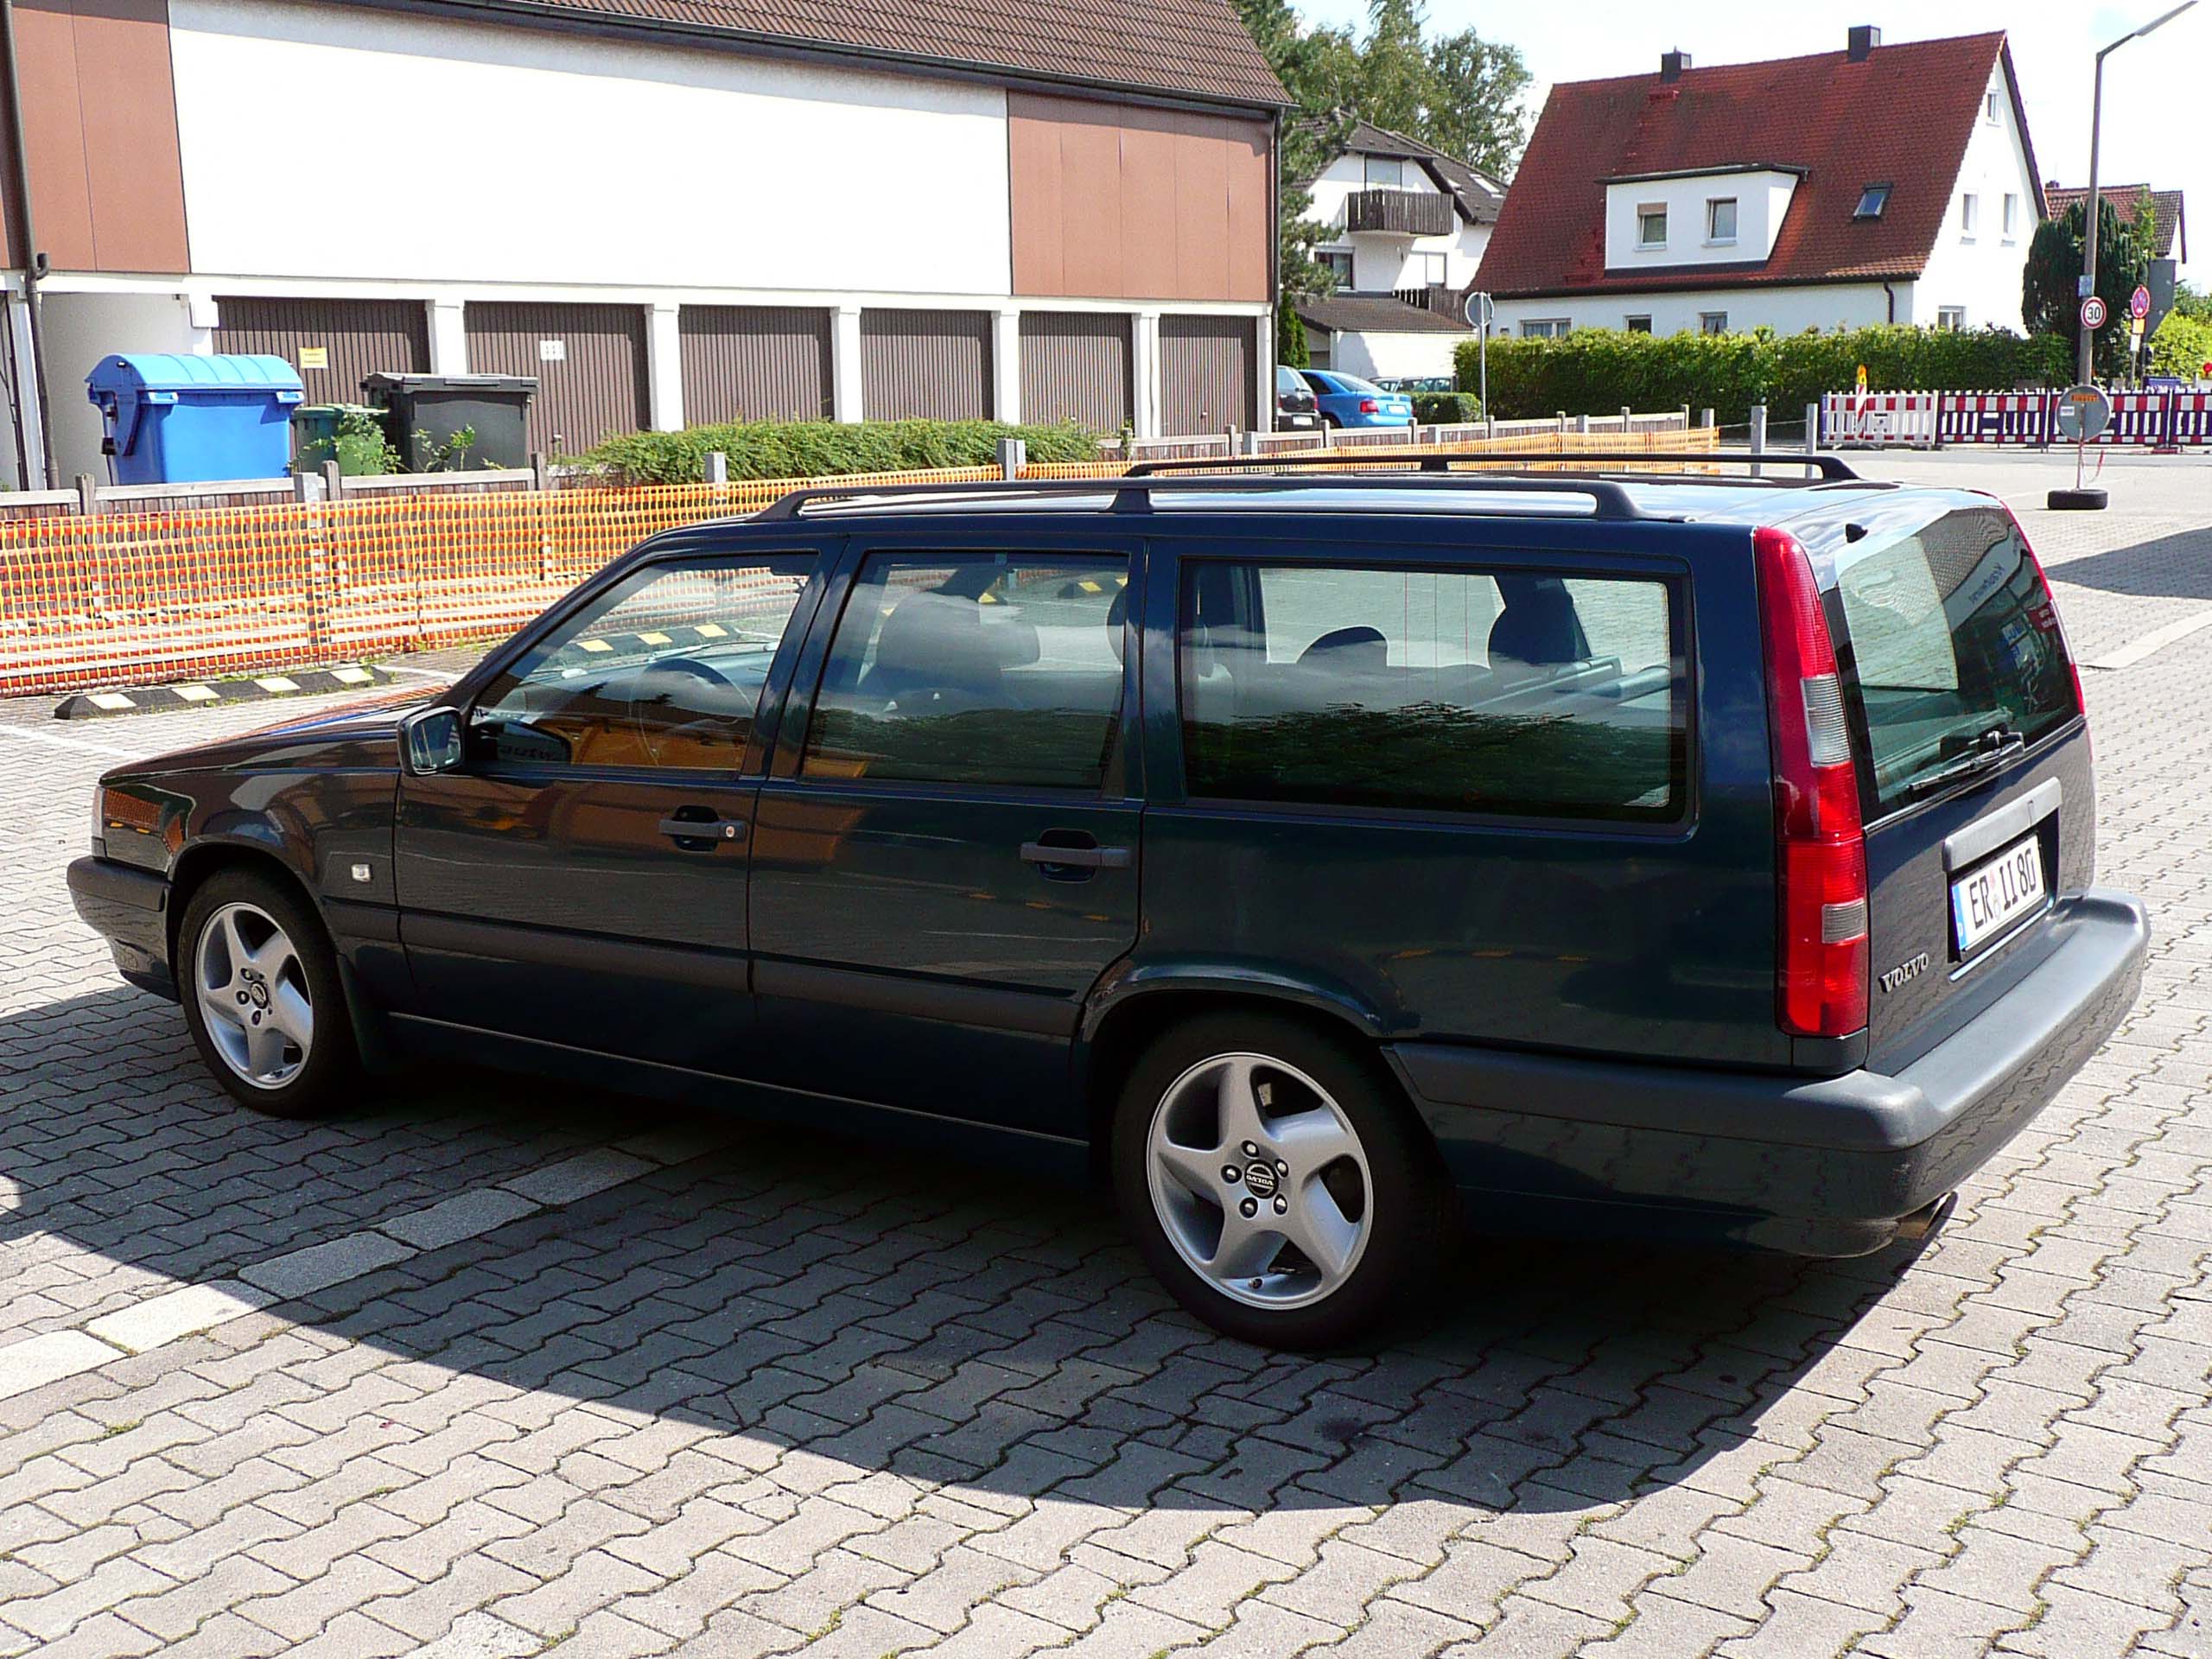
[1893,1191,1958,1244]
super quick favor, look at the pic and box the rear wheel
[1111,1013,1445,1349]
[177,869,359,1118]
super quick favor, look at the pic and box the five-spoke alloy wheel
[1114,1013,1443,1348]
[178,869,358,1117]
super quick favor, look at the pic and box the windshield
[1822,505,2081,817]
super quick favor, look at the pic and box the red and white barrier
[1821,392,1939,448]
[1823,388,2212,449]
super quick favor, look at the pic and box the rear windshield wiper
[1896,727,2026,803]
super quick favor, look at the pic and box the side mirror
[399,707,465,776]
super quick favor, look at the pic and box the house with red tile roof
[1472,27,2044,343]
[2,0,1286,487]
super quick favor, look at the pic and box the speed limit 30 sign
[2081,295,2109,330]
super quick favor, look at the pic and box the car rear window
[1822,505,2081,817]
[1179,560,1686,821]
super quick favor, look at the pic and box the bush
[1411,391,1482,424]
[2149,311,2212,381]
[569,418,1103,485]
[1452,326,2072,423]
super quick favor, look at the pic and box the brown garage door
[861,309,991,423]
[1019,313,1131,432]
[679,307,832,425]
[1160,315,1256,436]
[211,296,429,402]
[465,302,648,456]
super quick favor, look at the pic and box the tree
[2021,190,2156,378]
[2172,281,2210,324]
[1276,295,1310,367]
[1424,28,1532,181]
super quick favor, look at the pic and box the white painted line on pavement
[2084,608,2212,671]
[0,1116,723,1396]
[0,724,143,760]
[86,1281,276,1354]
[376,663,459,682]
[0,1331,124,1402]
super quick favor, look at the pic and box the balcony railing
[1391,283,1465,319]
[1344,188,1454,238]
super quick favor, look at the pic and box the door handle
[659,815,748,847]
[1020,840,1131,871]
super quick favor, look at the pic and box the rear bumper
[1392,889,2148,1255]
[67,855,177,999]
[1275,410,1322,430]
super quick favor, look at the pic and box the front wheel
[177,869,359,1118]
[1111,1013,1446,1349]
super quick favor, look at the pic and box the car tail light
[1359,398,1379,414]
[1755,526,1868,1039]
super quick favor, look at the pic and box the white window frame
[1936,307,1967,332]
[1699,311,1727,336]
[1416,250,1447,285]
[1521,318,1571,339]
[1705,197,1738,245]
[1624,315,1654,334]
[1637,204,1669,249]
[1986,90,2000,125]
[1961,194,1979,240]
[2002,194,2019,240]
[1363,156,1406,188]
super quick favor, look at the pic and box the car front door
[747,536,1144,1137]
[394,546,824,1076]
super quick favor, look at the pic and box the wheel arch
[1076,970,1400,1174]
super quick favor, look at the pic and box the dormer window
[1364,156,1405,188]
[1637,206,1669,248]
[1854,183,1891,219]
[1707,198,1738,243]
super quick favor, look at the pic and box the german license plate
[1951,834,2046,954]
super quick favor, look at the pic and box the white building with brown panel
[0,0,1286,486]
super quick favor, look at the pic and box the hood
[98,682,450,783]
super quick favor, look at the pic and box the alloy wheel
[194,901,314,1090]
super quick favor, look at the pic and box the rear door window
[1179,558,1686,821]
[1823,507,2081,817]
[802,552,1128,790]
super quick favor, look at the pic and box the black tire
[1110,1011,1446,1350]
[175,868,359,1119]
[2046,487,2107,512]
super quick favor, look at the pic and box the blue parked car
[68,454,2145,1349]
[1299,369,1414,429]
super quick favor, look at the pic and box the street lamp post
[2078,1,2197,385]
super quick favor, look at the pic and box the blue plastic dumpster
[84,354,304,485]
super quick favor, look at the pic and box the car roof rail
[1125,449,1863,482]
[751,469,1659,522]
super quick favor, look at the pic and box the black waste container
[362,373,537,472]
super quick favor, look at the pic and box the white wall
[41,291,207,485]
[1486,282,1910,340]
[168,0,1014,296]
[1326,329,1465,382]
[1914,64,2038,331]
[1603,171,1797,270]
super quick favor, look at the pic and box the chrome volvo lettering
[1879,952,1932,994]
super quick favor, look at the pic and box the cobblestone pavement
[3,454,2211,1657]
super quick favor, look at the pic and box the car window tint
[803,552,1128,790]
[470,555,815,772]
[1180,561,1684,821]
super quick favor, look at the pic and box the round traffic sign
[1463,290,1494,329]
[2054,383,2112,442]
[2130,284,2152,321]
[2081,295,2108,330]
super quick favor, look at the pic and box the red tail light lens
[1755,526,1868,1039]
[1359,398,1379,413]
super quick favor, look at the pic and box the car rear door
[393,544,825,1076]
[747,530,1143,1137]
[1808,500,2094,1069]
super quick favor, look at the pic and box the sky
[1287,1,2202,281]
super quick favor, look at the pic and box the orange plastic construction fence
[0,429,1714,697]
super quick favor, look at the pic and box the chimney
[1660,48,1691,82]
[1847,25,1881,60]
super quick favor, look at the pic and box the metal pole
[0,0,54,487]
[2079,52,2105,386]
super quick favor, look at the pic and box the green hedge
[1411,391,1483,424]
[1453,327,2072,423]
[2150,311,2212,380]
[569,418,1103,485]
